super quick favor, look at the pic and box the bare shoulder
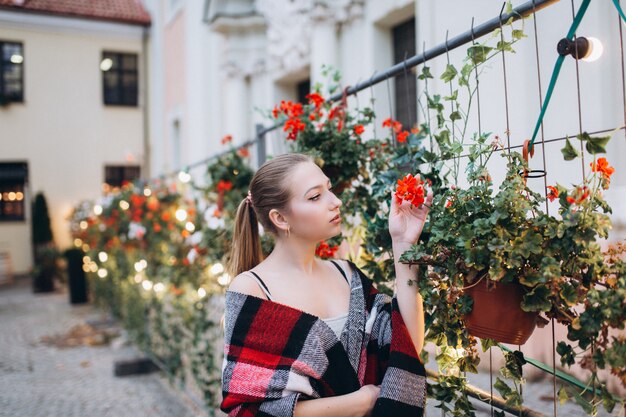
[332,258,354,278]
[227,271,267,299]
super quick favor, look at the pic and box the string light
[97,268,108,278]
[175,208,188,222]
[210,263,224,275]
[98,251,108,262]
[197,288,207,298]
[142,280,153,290]
[185,221,195,232]
[94,205,103,215]
[581,37,603,62]
[153,283,165,293]
[178,171,191,183]
[119,200,129,210]
[557,36,604,62]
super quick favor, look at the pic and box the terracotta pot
[463,280,538,345]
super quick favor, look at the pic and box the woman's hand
[354,384,381,417]
[388,187,433,246]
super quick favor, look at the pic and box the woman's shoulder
[227,270,268,299]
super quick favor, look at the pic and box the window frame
[0,40,25,105]
[101,51,139,107]
[0,162,28,223]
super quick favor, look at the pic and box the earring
[286,225,291,238]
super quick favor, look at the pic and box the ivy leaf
[450,111,462,122]
[418,66,433,80]
[561,136,580,161]
[558,386,569,405]
[559,283,578,307]
[521,285,551,312]
[512,29,526,40]
[556,341,576,366]
[467,45,493,65]
[441,64,458,82]
[577,132,610,154]
[480,338,499,352]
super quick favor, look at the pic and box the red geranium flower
[353,124,365,135]
[237,147,250,158]
[382,117,403,133]
[590,157,615,189]
[306,92,325,110]
[315,240,339,258]
[221,134,233,145]
[566,185,590,205]
[216,180,233,192]
[395,173,426,208]
[547,185,559,202]
[396,131,409,143]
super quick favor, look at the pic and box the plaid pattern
[221,259,427,416]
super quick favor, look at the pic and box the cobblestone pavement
[0,277,203,417]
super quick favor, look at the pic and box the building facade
[0,0,151,275]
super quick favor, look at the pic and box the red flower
[547,185,559,202]
[306,92,325,109]
[353,124,365,135]
[566,186,590,205]
[396,131,409,143]
[216,180,233,192]
[237,147,250,158]
[590,157,615,189]
[395,173,426,208]
[315,240,339,258]
[445,199,453,208]
[221,134,233,145]
[284,118,306,140]
[382,117,403,133]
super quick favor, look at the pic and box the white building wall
[0,11,147,275]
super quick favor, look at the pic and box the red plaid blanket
[220,259,427,416]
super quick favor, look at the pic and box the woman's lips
[330,213,341,223]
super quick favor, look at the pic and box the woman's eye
[310,194,320,201]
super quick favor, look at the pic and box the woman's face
[281,161,343,241]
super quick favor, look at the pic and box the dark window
[101,51,138,106]
[104,165,141,188]
[0,162,28,222]
[0,41,24,105]
[392,18,417,133]
[296,79,311,104]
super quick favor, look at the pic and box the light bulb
[582,37,603,62]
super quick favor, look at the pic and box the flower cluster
[272,100,305,140]
[395,173,427,208]
[315,240,339,258]
[382,117,418,143]
[590,157,615,189]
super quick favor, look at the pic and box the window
[392,18,417,133]
[296,79,311,104]
[0,162,28,222]
[101,51,138,106]
[104,165,141,188]
[0,41,24,105]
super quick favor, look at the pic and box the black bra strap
[330,259,349,285]
[248,271,272,298]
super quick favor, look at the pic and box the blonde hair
[226,153,314,276]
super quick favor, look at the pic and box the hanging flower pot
[462,278,538,345]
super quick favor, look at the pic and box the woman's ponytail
[227,197,263,277]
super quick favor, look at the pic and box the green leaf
[559,283,578,307]
[467,45,493,65]
[521,285,551,312]
[561,136,580,161]
[441,64,458,82]
[418,66,433,80]
[480,338,499,352]
[556,341,576,366]
[512,29,526,40]
[577,132,611,154]
[558,386,569,405]
[450,111,462,122]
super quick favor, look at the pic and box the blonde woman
[221,153,431,417]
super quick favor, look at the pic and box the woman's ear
[268,208,290,233]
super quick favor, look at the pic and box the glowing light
[218,273,231,286]
[10,54,23,64]
[142,280,153,290]
[582,37,603,62]
[175,208,187,222]
[133,274,142,283]
[98,252,108,262]
[97,268,108,278]
[100,58,113,71]
[119,200,129,210]
[82,244,89,252]
[80,221,88,230]
[74,238,83,247]
[82,256,91,264]
[153,283,165,293]
[210,263,224,275]
[143,188,151,197]
[178,171,191,183]
[197,288,207,298]
[89,263,98,273]
[185,221,195,232]
[15,192,23,201]
[94,205,103,215]
[134,259,147,272]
